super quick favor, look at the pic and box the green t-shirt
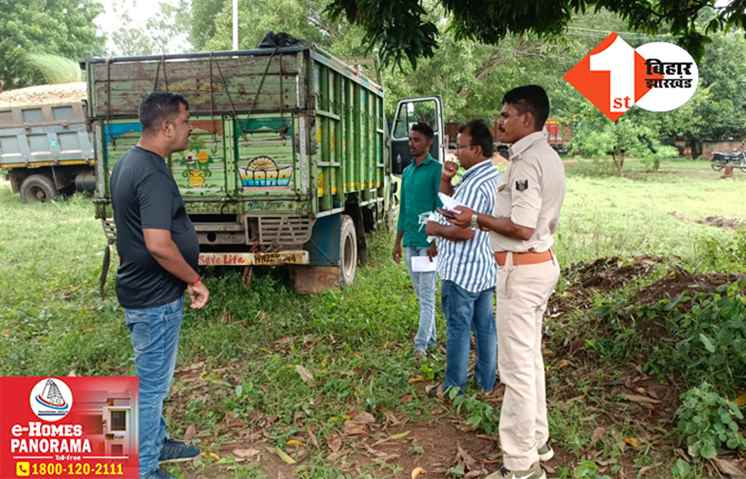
[397,154,443,248]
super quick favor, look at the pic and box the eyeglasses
[454,144,475,150]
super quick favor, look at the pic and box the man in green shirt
[392,122,443,362]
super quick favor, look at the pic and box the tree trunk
[612,149,625,176]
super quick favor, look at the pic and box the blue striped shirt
[436,159,501,293]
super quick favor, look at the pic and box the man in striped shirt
[426,120,501,394]
[448,86,564,479]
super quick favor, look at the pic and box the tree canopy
[191,1,746,142]
[326,0,746,67]
[0,0,104,90]
[107,0,192,56]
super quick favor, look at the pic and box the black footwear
[159,439,200,464]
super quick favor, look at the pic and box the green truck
[0,83,96,202]
[85,43,445,292]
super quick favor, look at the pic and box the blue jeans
[404,246,437,351]
[441,280,497,392]
[125,296,184,477]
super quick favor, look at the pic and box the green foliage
[450,391,500,434]
[108,0,192,56]
[675,382,746,459]
[206,0,360,53]
[671,459,695,479]
[644,283,746,394]
[654,31,746,144]
[25,53,81,84]
[639,145,679,172]
[570,110,678,175]
[694,228,746,271]
[573,460,612,479]
[325,0,746,67]
[2,159,746,475]
[591,278,746,394]
[0,0,103,89]
[190,0,224,50]
[188,2,746,160]
[197,5,642,120]
[325,0,437,68]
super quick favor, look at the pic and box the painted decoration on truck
[172,123,225,194]
[239,156,292,187]
[236,116,294,191]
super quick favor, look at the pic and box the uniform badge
[515,179,529,191]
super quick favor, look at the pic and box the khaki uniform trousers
[496,252,560,471]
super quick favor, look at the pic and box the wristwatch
[470,213,479,229]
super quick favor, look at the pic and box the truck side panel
[88,47,392,271]
[310,54,387,218]
[89,53,299,117]
[0,101,93,169]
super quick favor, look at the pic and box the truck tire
[20,174,57,203]
[340,214,357,287]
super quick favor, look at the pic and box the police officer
[447,85,565,479]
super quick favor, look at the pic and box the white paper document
[411,255,437,272]
[438,192,464,212]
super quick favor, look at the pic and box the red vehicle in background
[543,119,572,155]
[445,118,572,158]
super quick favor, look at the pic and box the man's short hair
[411,122,434,140]
[139,92,189,132]
[459,119,494,158]
[502,85,550,131]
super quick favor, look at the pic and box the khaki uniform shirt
[490,131,566,253]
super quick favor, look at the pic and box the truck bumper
[198,251,310,266]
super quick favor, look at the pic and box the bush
[640,144,680,171]
[695,228,746,271]
[588,276,746,394]
[644,282,746,394]
[450,389,500,434]
[675,382,746,459]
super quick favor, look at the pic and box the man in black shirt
[110,92,209,479]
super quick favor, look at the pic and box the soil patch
[563,256,664,291]
[635,268,746,306]
[548,256,665,316]
[670,211,744,230]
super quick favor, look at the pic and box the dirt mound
[0,82,86,107]
[635,268,746,306]
[700,215,743,229]
[670,211,744,230]
[563,256,664,290]
[548,256,665,316]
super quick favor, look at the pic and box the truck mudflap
[198,251,309,266]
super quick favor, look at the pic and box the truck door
[390,96,445,175]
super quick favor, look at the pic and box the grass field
[1,158,744,478]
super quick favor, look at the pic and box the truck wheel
[340,214,357,287]
[20,174,57,203]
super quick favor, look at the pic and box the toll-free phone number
[26,462,124,475]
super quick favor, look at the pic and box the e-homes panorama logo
[29,378,73,422]
[565,32,699,121]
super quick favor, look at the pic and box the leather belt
[494,250,553,267]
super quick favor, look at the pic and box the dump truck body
[0,82,95,201]
[87,45,392,291]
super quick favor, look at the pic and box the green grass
[558,157,746,267]
[0,157,743,478]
